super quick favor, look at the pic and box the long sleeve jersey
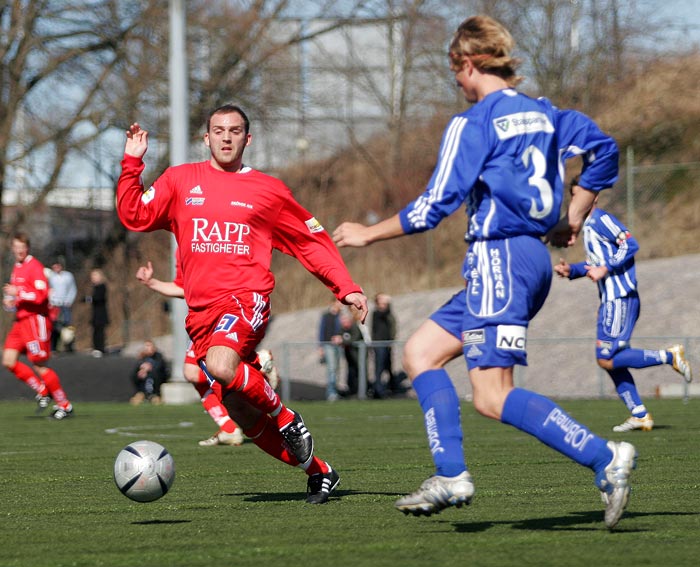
[117,156,362,310]
[567,208,639,301]
[398,89,619,244]
[10,255,50,319]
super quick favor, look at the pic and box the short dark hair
[12,232,30,248]
[206,104,250,134]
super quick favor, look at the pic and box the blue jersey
[568,208,639,301]
[398,89,618,241]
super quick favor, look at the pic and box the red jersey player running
[117,104,368,504]
[135,258,279,447]
[2,232,74,419]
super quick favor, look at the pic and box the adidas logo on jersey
[189,185,203,194]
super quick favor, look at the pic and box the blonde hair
[449,15,523,87]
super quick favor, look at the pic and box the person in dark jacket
[129,339,169,405]
[86,268,109,357]
[371,293,402,398]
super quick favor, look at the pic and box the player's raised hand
[124,123,149,159]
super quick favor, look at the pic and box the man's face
[11,239,28,263]
[204,111,251,171]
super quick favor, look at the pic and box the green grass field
[1,398,698,567]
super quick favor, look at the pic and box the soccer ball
[113,440,175,502]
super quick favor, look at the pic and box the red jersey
[10,255,50,319]
[117,156,362,310]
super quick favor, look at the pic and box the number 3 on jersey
[521,145,553,219]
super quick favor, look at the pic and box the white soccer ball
[113,440,175,502]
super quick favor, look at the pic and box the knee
[204,359,237,386]
[471,390,508,421]
[597,358,613,370]
[183,364,201,384]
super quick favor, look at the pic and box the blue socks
[607,368,647,416]
[501,388,612,474]
[611,348,665,369]
[412,369,466,477]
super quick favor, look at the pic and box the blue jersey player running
[555,187,692,432]
[334,15,636,529]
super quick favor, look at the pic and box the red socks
[9,361,48,396]
[243,415,328,474]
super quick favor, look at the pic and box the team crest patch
[305,217,324,233]
[141,186,156,204]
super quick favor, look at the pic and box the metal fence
[610,150,700,242]
[275,336,699,403]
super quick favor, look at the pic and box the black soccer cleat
[306,466,340,504]
[280,410,314,465]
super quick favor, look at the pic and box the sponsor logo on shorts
[462,329,485,345]
[496,325,527,351]
[225,332,239,342]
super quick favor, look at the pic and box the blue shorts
[595,294,639,359]
[430,235,551,370]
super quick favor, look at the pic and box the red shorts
[185,292,270,364]
[4,314,52,363]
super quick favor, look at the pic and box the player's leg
[23,315,72,419]
[595,297,653,431]
[203,347,314,464]
[2,323,51,411]
[394,308,474,516]
[183,347,243,446]
[486,236,634,528]
[228,397,340,503]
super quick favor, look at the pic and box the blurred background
[0,0,698,355]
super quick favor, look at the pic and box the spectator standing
[318,299,343,401]
[2,232,74,419]
[339,308,366,397]
[47,259,77,352]
[86,268,109,357]
[371,292,396,398]
[129,339,169,405]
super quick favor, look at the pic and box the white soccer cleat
[668,344,692,383]
[258,349,279,390]
[198,428,244,447]
[612,413,654,432]
[596,441,637,529]
[395,471,475,516]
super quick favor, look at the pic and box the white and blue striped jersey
[398,89,619,240]
[568,208,639,301]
